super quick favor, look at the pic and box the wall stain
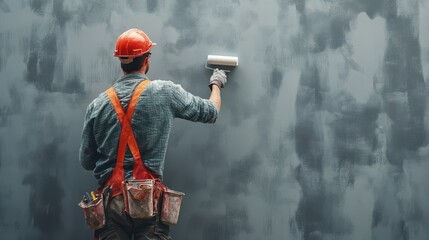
[0,0,10,13]
[22,135,65,237]
[294,63,326,239]
[166,0,199,51]
[225,153,262,195]
[28,0,49,15]
[26,31,57,92]
[53,0,71,27]
[146,0,159,13]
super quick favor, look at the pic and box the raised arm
[209,85,221,112]
[169,69,227,123]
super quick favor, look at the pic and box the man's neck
[124,67,147,76]
[124,71,143,76]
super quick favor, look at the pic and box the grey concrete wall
[1,0,429,239]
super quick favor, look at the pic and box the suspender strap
[104,80,156,196]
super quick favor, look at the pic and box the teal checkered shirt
[79,73,218,186]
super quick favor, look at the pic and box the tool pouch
[160,189,185,225]
[123,179,155,218]
[78,194,105,229]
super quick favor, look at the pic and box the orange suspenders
[103,80,159,197]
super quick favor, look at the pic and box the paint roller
[205,55,239,72]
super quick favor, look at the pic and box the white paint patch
[161,26,180,46]
[62,0,83,11]
[67,24,110,66]
[397,0,419,17]
[0,4,42,32]
[306,0,330,13]
[254,0,279,28]
[345,13,386,103]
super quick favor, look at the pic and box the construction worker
[79,28,227,240]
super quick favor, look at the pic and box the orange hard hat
[114,28,156,59]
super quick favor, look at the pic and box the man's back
[79,73,218,186]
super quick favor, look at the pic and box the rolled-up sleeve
[169,82,218,123]
[79,102,100,170]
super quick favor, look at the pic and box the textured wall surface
[1,0,429,239]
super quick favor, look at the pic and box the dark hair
[120,53,150,73]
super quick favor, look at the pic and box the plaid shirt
[79,73,218,186]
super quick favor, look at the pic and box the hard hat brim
[114,42,156,58]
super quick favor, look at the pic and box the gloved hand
[209,69,227,89]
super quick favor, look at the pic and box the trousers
[94,194,172,240]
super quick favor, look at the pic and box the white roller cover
[207,55,239,66]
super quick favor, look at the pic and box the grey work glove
[209,68,227,89]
